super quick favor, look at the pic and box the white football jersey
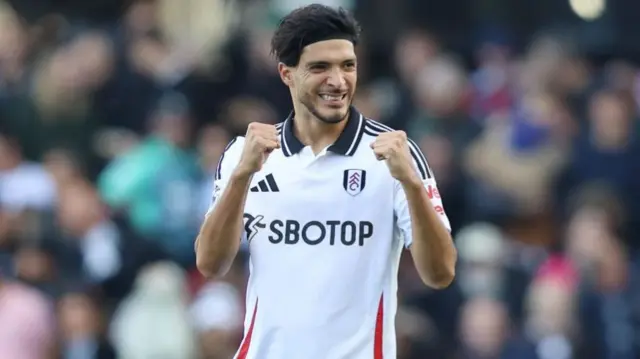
[205,107,451,359]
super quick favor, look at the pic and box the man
[195,4,457,359]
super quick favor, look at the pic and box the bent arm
[403,179,457,288]
[196,171,252,278]
[395,138,457,289]
[195,137,249,278]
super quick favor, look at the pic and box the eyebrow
[306,61,329,67]
[306,59,356,67]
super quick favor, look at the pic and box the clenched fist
[235,122,280,177]
[370,131,418,183]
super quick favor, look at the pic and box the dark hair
[271,4,361,67]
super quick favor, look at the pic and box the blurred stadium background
[0,0,639,358]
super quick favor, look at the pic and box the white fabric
[81,221,121,282]
[205,116,450,359]
[0,162,56,212]
[109,263,198,359]
[190,281,242,332]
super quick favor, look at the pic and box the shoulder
[215,136,246,180]
[219,135,247,162]
[361,118,423,154]
[361,118,419,145]
[361,118,397,137]
[223,136,246,154]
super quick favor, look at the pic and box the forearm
[402,179,457,288]
[196,172,252,278]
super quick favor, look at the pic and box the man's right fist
[235,122,280,177]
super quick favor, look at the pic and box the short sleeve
[205,136,245,217]
[196,137,246,251]
[394,139,451,249]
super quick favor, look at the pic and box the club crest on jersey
[343,169,366,196]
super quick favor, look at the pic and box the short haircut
[271,4,361,67]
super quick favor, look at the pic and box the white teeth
[321,94,341,101]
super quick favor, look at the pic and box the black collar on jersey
[280,106,365,157]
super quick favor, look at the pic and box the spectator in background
[367,29,440,130]
[56,178,166,304]
[396,306,439,359]
[468,33,513,122]
[57,289,116,359]
[0,127,57,280]
[523,277,577,359]
[456,223,508,298]
[464,91,570,223]
[110,262,199,359]
[98,91,200,268]
[455,223,533,326]
[0,127,57,213]
[404,53,479,229]
[551,55,592,121]
[13,240,60,298]
[458,297,537,359]
[562,187,637,359]
[0,275,56,359]
[557,89,640,253]
[42,148,87,189]
[2,30,115,175]
[408,54,471,146]
[0,2,29,97]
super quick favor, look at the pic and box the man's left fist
[370,131,419,183]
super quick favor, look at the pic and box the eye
[343,62,356,71]
[309,64,328,73]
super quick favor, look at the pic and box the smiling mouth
[319,93,347,101]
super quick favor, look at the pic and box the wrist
[230,167,255,183]
[399,172,423,190]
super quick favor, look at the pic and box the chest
[241,152,399,277]
[245,151,394,216]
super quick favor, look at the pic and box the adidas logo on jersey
[250,174,280,192]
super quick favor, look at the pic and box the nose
[325,68,346,89]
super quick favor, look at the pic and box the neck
[292,104,348,154]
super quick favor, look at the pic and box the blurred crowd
[0,0,639,358]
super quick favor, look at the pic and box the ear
[278,62,294,87]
